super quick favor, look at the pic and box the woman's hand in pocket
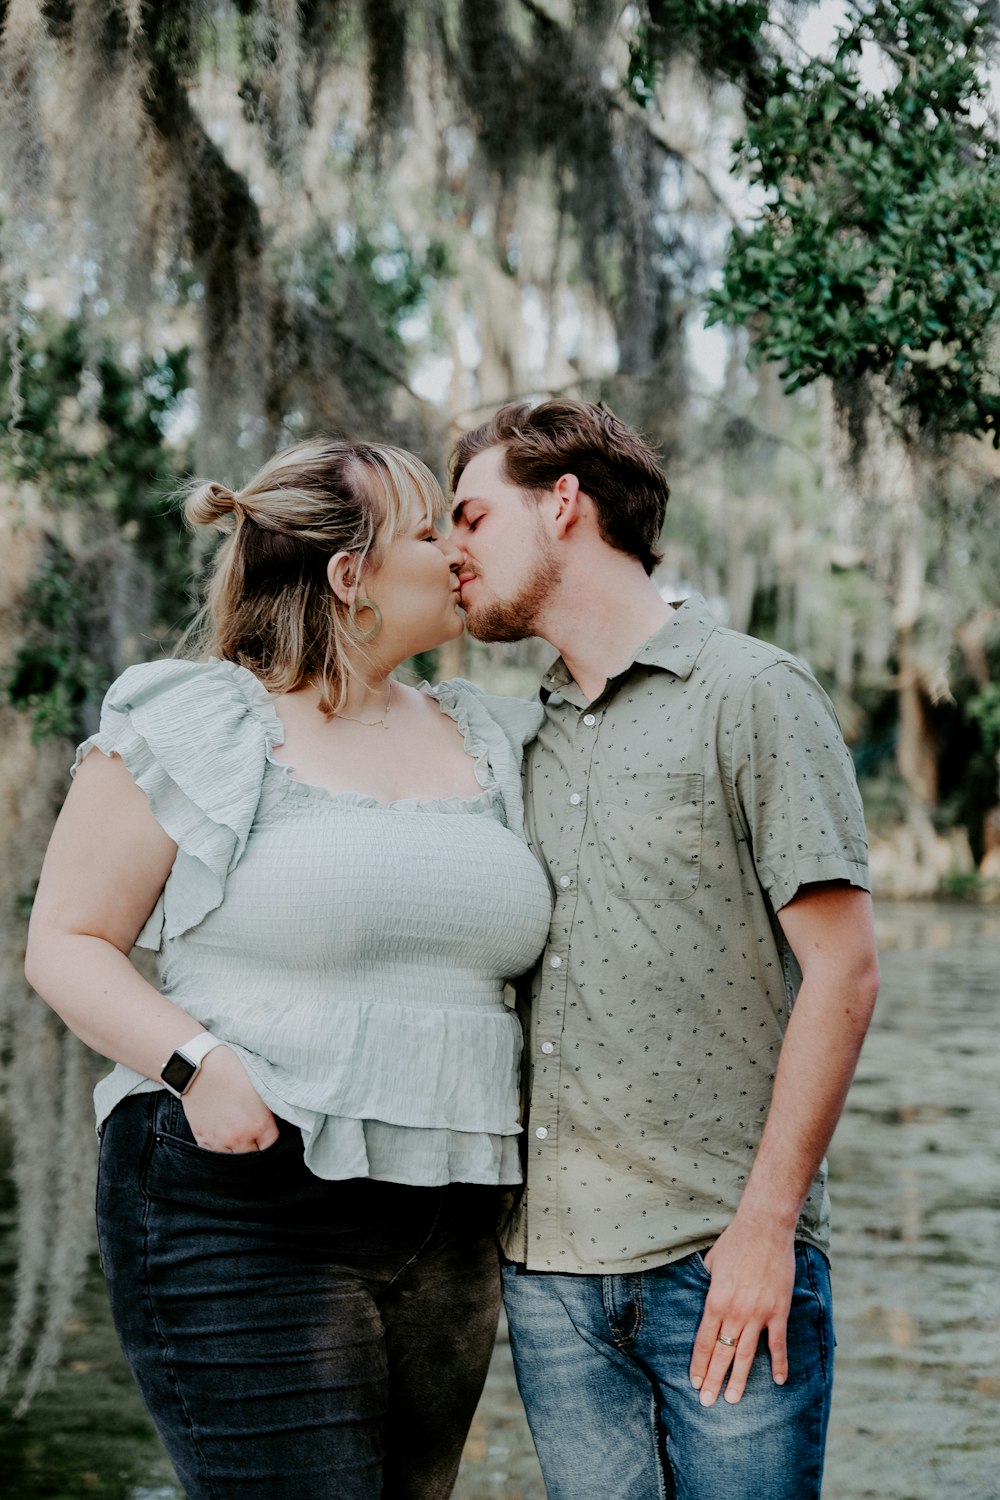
[181,1045,280,1153]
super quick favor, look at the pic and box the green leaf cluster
[638,0,779,105]
[3,317,191,558]
[5,542,111,742]
[968,681,1000,760]
[707,0,1000,444]
[2,318,193,741]
[288,226,453,360]
[626,24,659,109]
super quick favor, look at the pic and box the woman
[25,439,553,1500]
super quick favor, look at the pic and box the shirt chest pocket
[595,772,703,900]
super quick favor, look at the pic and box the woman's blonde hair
[183,438,443,714]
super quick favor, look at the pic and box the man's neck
[540,559,675,703]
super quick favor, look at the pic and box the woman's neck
[333,674,394,727]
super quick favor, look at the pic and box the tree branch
[514,0,739,223]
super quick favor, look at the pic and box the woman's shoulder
[429,678,543,750]
[77,656,284,821]
[96,656,283,755]
[104,656,273,718]
[76,658,283,949]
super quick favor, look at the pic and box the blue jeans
[97,1091,503,1499]
[502,1245,834,1500]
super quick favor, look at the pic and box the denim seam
[631,1274,645,1346]
[600,1276,618,1346]
[634,1275,670,1500]
[800,1245,832,1387]
[607,1276,668,1499]
[791,1245,832,1496]
[384,1193,445,1292]
[602,1274,645,1351]
[141,1094,221,1500]
[94,1130,107,1274]
[648,1384,670,1500]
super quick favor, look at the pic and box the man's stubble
[462,534,563,643]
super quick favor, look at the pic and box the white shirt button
[535,1126,549,1139]
[549,955,563,968]
[583,713,596,726]
[558,875,572,888]
[569,792,582,806]
[540,1041,555,1055]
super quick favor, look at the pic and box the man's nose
[438,533,463,566]
[447,516,472,555]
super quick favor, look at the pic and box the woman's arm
[26,750,278,1152]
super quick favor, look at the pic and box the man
[449,400,879,1500]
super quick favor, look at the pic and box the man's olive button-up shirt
[501,594,870,1274]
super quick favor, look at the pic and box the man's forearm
[734,956,878,1231]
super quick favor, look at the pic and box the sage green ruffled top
[75,659,552,1186]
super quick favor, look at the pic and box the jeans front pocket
[790,1244,835,1386]
[143,1089,306,1216]
[596,772,704,900]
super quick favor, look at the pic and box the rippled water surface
[820,901,1000,1500]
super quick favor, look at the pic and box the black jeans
[97,1092,502,1499]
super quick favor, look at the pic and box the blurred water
[454,901,1000,1500]
[822,901,1000,1500]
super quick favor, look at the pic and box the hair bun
[185,479,240,529]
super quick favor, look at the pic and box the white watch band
[179,1032,226,1069]
[159,1032,226,1097]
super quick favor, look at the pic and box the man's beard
[462,539,563,643]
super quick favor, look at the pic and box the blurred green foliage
[2,318,193,742]
[631,0,777,107]
[967,682,1000,761]
[5,543,111,743]
[280,222,454,399]
[707,0,1000,445]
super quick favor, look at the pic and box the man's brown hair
[450,400,669,575]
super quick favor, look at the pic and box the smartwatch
[159,1033,226,1098]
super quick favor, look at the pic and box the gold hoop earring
[347,596,382,642]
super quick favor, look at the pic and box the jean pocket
[143,1090,302,1211]
[790,1244,835,1381]
[688,1248,713,1282]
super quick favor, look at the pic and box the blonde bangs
[369,448,445,543]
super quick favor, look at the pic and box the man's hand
[181,1045,280,1153]
[688,1217,796,1406]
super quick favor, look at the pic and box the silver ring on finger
[716,1333,739,1347]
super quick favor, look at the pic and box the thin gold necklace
[333,679,392,729]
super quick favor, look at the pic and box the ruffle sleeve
[427,679,542,836]
[73,658,283,949]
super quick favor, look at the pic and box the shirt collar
[540,593,718,702]
[632,593,718,679]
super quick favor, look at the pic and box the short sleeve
[73,658,283,948]
[429,679,542,837]
[729,659,870,911]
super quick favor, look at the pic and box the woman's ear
[327,551,359,605]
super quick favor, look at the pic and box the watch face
[161,1051,197,1094]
